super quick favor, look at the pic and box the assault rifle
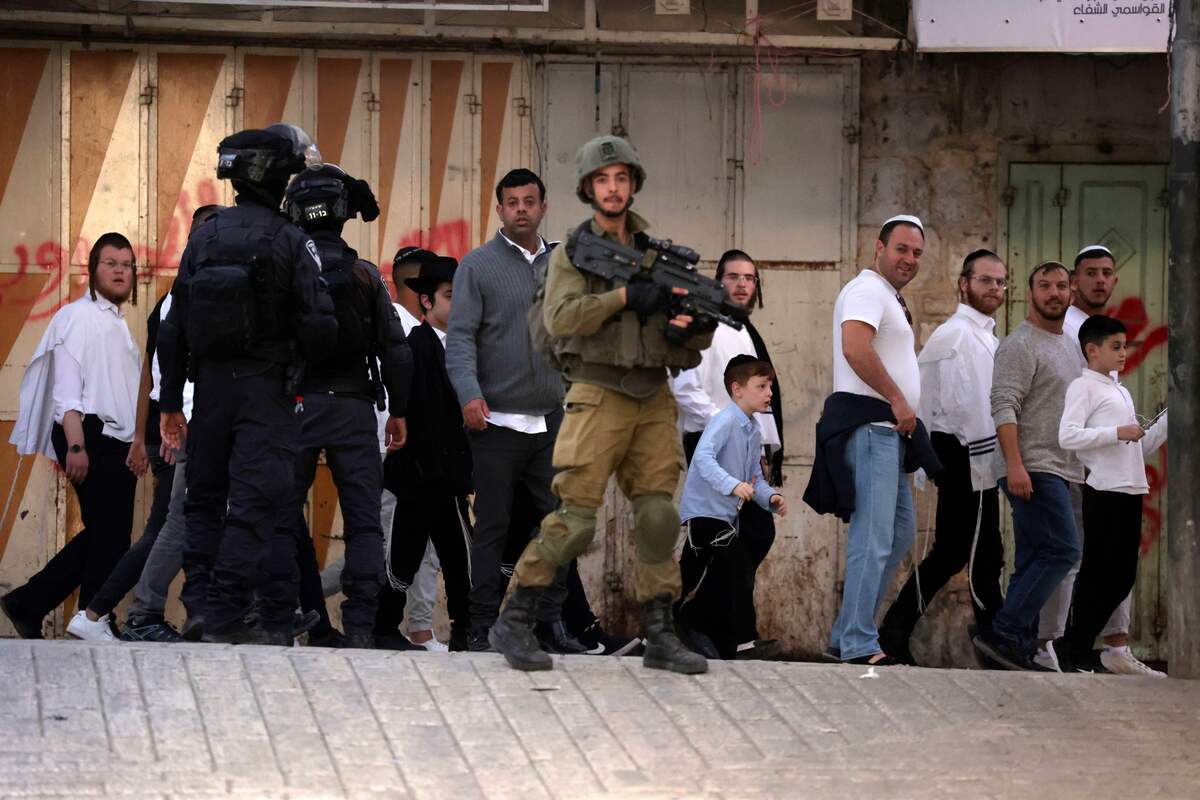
[568,228,749,339]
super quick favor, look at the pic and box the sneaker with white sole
[1100,646,1166,678]
[417,637,449,652]
[1033,641,1062,672]
[67,611,115,643]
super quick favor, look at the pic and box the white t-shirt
[1063,304,1089,369]
[832,269,920,411]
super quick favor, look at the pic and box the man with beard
[807,215,940,667]
[973,261,1083,671]
[1034,245,1160,676]
[672,250,784,660]
[876,250,1007,665]
[3,233,142,638]
[489,135,715,674]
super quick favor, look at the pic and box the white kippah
[882,214,924,232]
[1075,244,1113,260]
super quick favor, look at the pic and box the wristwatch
[69,444,84,454]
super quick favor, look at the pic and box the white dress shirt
[916,303,1001,491]
[11,294,141,458]
[499,229,548,264]
[149,293,195,421]
[1058,368,1167,494]
[671,322,780,450]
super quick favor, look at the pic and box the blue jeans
[830,425,916,661]
[993,472,1081,656]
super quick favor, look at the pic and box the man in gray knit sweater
[973,261,1084,671]
[445,169,570,651]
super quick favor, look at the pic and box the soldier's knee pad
[538,504,598,564]
[632,493,680,564]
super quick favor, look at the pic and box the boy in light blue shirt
[677,355,787,659]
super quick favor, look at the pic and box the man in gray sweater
[445,169,571,651]
[973,261,1084,671]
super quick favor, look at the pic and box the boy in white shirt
[1057,314,1166,674]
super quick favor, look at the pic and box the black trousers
[681,429,777,644]
[181,360,298,632]
[374,485,472,639]
[879,432,1003,645]
[1063,487,1144,662]
[87,447,176,617]
[6,416,136,618]
[277,393,384,636]
[677,516,753,659]
[465,409,566,634]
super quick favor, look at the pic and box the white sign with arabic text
[913,0,1171,53]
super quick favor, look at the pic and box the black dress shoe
[375,631,422,651]
[972,630,1051,672]
[535,621,588,654]
[843,652,900,666]
[468,633,496,652]
[1,594,43,639]
[306,629,345,648]
[735,639,784,661]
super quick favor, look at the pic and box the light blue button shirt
[679,402,777,526]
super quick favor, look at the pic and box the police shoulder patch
[305,239,323,269]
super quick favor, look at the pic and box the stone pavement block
[4,641,1200,799]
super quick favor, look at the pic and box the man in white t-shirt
[826,214,924,666]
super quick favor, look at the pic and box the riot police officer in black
[158,125,338,645]
[279,164,412,649]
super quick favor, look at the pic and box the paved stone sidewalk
[0,641,1197,799]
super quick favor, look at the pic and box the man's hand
[160,439,178,466]
[891,397,916,436]
[770,493,788,517]
[64,448,89,484]
[125,438,148,478]
[462,397,490,431]
[385,416,407,450]
[731,482,755,502]
[1117,423,1145,442]
[160,411,188,452]
[1006,463,1033,501]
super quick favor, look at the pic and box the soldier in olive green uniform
[489,135,715,674]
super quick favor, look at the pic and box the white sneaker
[67,611,115,643]
[1033,642,1061,672]
[417,637,449,653]
[1100,646,1166,678]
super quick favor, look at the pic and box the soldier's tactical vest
[185,213,289,361]
[317,245,379,360]
[529,218,702,379]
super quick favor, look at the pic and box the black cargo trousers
[278,392,385,637]
[181,358,299,635]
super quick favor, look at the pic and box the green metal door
[1005,162,1169,660]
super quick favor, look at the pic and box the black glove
[625,279,666,319]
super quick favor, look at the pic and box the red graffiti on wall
[1108,296,1168,375]
[391,219,471,265]
[1142,446,1166,554]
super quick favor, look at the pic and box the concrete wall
[854,52,1169,666]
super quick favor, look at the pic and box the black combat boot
[488,586,552,671]
[642,594,708,675]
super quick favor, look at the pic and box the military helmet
[216,123,319,187]
[574,135,646,203]
[284,163,380,230]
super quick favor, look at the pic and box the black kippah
[725,354,760,374]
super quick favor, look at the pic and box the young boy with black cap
[374,254,475,650]
[676,355,787,659]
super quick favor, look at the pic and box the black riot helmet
[216,123,318,191]
[284,163,380,233]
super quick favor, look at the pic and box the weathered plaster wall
[856,52,1169,667]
